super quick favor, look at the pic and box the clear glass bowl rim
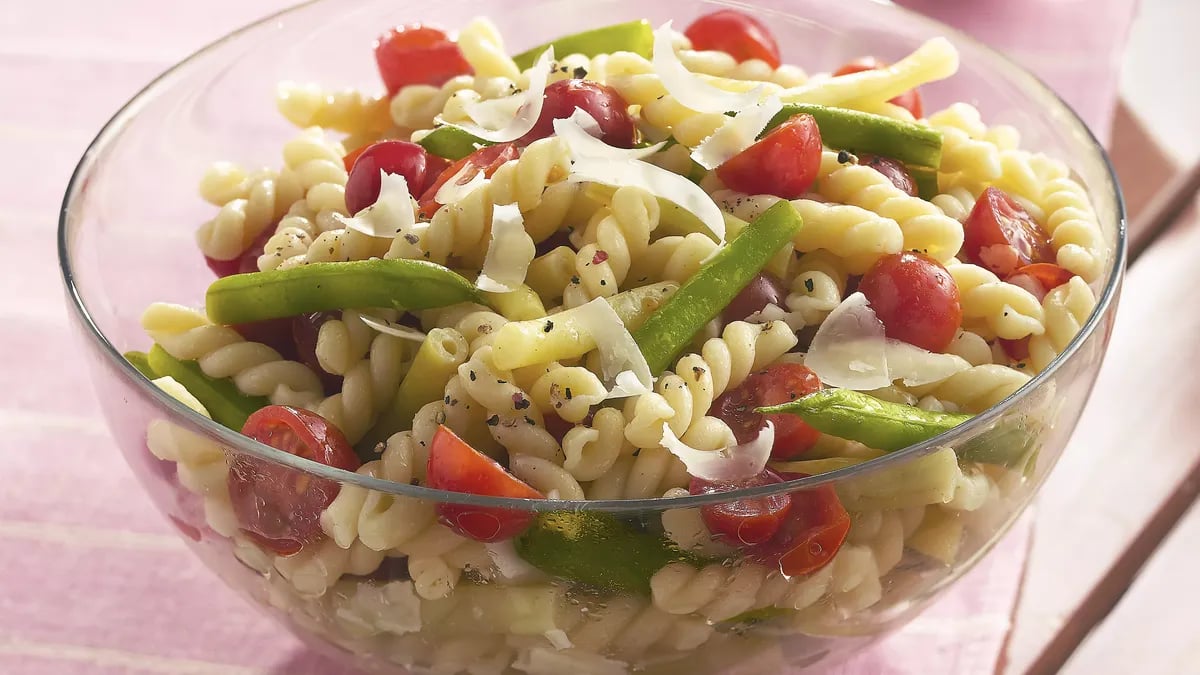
[58,0,1127,513]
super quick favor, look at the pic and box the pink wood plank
[1061,496,1200,673]
[1002,201,1200,674]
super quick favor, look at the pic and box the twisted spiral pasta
[585,448,690,500]
[627,232,720,286]
[624,320,797,450]
[549,594,714,662]
[319,432,492,599]
[1039,177,1107,282]
[456,17,521,81]
[145,419,237,537]
[907,364,1031,412]
[275,81,392,136]
[784,250,850,326]
[559,407,629,483]
[1027,275,1096,371]
[650,559,835,622]
[195,166,294,261]
[820,164,964,262]
[676,49,807,87]
[944,260,1046,340]
[931,185,976,222]
[926,103,1003,182]
[142,303,325,407]
[570,186,661,300]
[457,346,560,461]
[393,137,573,266]
[313,327,411,444]
[390,75,477,131]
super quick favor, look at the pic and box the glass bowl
[58,0,1125,672]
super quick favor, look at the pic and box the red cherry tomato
[716,114,822,199]
[229,406,360,554]
[1005,263,1074,302]
[859,251,962,352]
[756,476,850,576]
[964,186,1054,278]
[833,58,923,118]
[691,469,793,546]
[721,272,787,324]
[426,425,544,541]
[858,154,917,196]
[345,140,443,215]
[709,363,824,460]
[517,79,636,148]
[374,25,472,96]
[418,143,519,218]
[204,226,273,278]
[684,9,782,69]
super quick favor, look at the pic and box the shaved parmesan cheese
[884,340,970,387]
[434,163,488,204]
[358,314,428,343]
[805,292,971,390]
[486,539,545,582]
[476,204,535,293]
[571,298,654,398]
[334,170,416,238]
[746,303,806,332]
[691,96,783,170]
[653,22,765,114]
[661,422,774,481]
[544,629,573,651]
[566,157,725,243]
[554,109,666,160]
[437,47,555,142]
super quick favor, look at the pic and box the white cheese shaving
[804,292,971,390]
[476,204,535,293]
[433,163,488,204]
[485,539,546,582]
[746,302,806,332]
[566,157,725,243]
[334,170,416,239]
[571,298,654,399]
[358,314,428,343]
[661,421,774,481]
[691,96,783,170]
[554,109,666,160]
[652,22,765,114]
[436,47,555,142]
[543,629,573,650]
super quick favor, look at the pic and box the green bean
[146,345,267,431]
[205,259,480,325]
[762,103,943,168]
[512,19,653,70]
[633,200,803,375]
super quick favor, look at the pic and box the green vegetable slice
[514,511,703,595]
[763,104,943,169]
[633,200,803,375]
[146,345,267,430]
[758,389,971,453]
[124,350,158,380]
[418,126,492,160]
[205,259,480,325]
[512,19,654,71]
[910,165,940,200]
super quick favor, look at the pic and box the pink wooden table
[7,1,1185,674]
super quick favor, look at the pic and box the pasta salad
[128,10,1109,674]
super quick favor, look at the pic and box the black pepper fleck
[486,415,500,426]
[805,278,815,293]
[543,320,554,333]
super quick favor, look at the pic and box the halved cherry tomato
[204,226,274,279]
[858,154,917,196]
[229,406,360,554]
[721,272,787,324]
[859,251,962,352]
[691,469,793,546]
[418,143,519,218]
[518,79,636,148]
[833,57,923,118]
[709,363,823,460]
[684,9,782,69]
[1005,263,1074,302]
[345,140,446,215]
[964,186,1054,278]
[756,475,850,576]
[716,114,822,199]
[374,25,472,96]
[426,425,544,541]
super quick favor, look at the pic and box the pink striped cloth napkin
[0,0,1132,673]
